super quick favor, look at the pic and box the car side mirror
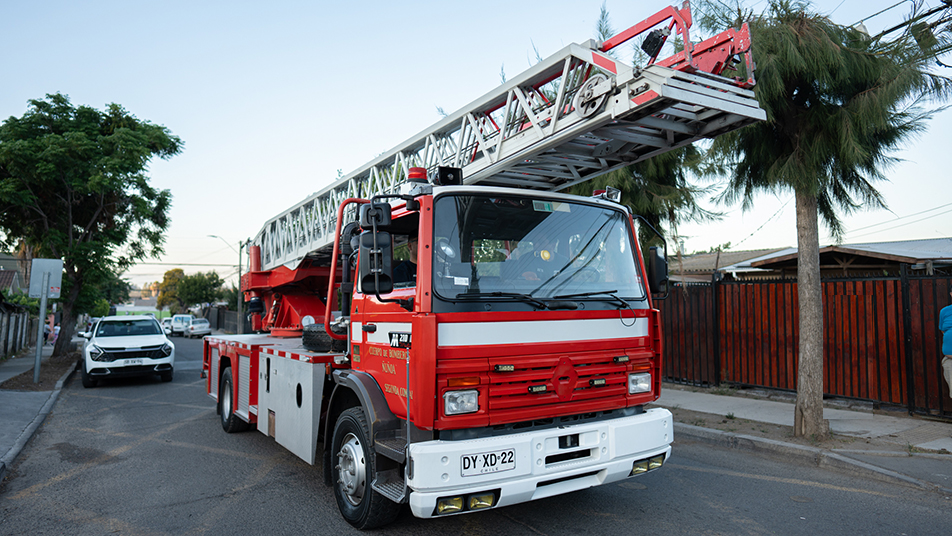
[357,230,393,295]
[647,246,668,298]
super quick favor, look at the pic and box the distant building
[674,237,952,281]
[0,253,27,295]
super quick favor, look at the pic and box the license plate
[461,448,515,477]
[123,359,143,366]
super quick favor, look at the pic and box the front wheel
[219,367,249,433]
[331,408,401,529]
[81,360,97,388]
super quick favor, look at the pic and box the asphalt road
[1,336,950,535]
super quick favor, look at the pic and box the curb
[674,423,943,491]
[673,422,942,492]
[0,360,78,484]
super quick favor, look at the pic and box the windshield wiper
[455,291,547,309]
[553,290,630,308]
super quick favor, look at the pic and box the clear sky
[2,0,949,288]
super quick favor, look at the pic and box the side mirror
[358,230,393,295]
[647,246,668,297]
[81,332,91,339]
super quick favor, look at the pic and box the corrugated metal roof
[670,248,787,273]
[751,237,952,267]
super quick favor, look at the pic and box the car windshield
[95,319,162,337]
[431,194,647,301]
[193,320,208,326]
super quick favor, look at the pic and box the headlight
[443,390,479,416]
[160,343,173,357]
[628,372,651,394]
[88,344,105,361]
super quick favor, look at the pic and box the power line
[845,207,952,239]
[732,197,793,248]
[843,200,952,234]
[134,262,237,267]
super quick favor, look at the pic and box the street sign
[28,258,64,299]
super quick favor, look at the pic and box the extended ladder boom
[254,2,765,272]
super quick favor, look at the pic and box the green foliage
[0,93,182,354]
[178,271,224,312]
[222,284,241,311]
[91,298,110,317]
[699,0,952,237]
[4,292,39,316]
[157,268,186,313]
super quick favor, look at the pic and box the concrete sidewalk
[0,341,76,483]
[654,386,952,493]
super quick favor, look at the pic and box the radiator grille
[487,353,629,413]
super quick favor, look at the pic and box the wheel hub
[337,433,366,506]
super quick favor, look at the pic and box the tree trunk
[52,273,82,358]
[794,190,830,439]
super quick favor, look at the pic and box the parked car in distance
[161,317,172,334]
[170,314,194,337]
[186,318,212,338]
[86,317,101,333]
[80,315,175,388]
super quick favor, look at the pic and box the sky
[2,0,950,288]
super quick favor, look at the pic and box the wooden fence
[659,270,951,418]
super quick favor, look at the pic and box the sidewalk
[653,385,952,493]
[2,344,951,493]
[0,341,75,483]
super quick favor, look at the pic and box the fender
[322,369,402,485]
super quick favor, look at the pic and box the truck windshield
[431,194,646,302]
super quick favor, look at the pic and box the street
[1,337,950,535]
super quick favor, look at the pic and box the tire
[219,367,249,433]
[81,360,97,388]
[302,324,347,353]
[160,369,173,382]
[331,408,401,529]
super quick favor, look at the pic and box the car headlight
[88,344,105,361]
[628,372,651,394]
[443,390,479,416]
[160,343,173,357]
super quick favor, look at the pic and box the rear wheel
[219,367,249,433]
[331,408,401,529]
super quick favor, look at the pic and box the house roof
[0,270,20,292]
[751,237,952,268]
[671,248,787,274]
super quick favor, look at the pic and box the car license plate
[461,448,515,477]
[123,359,143,366]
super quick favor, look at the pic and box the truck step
[374,434,407,463]
[372,469,407,503]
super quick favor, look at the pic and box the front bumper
[407,407,672,518]
[86,356,174,378]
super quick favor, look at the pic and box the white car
[170,314,194,337]
[80,315,175,388]
[186,318,212,338]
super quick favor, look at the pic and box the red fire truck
[202,2,764,528]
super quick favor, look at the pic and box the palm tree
[699,0,951,437]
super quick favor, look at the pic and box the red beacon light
[593,186,622,203]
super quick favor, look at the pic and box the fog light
[630,460,650,475]
[436,496,464,515]
[628,372,651,394]
[649,454,665,470]
[468,492,495,510]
